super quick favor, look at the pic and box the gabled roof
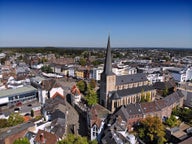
[0,122,35,140]
[112,106,129,122]
[161,90,184,107]
[41,79,61,91]
[51,92,65,99]
[116,73,148,85]
[51,118,66,138]
[126,103,143,116]
[111,85,155,99]
[141,101,161,114]
[71,85,81,95]
[89,104,110,128]
[34,129,57,144]
[111,91,120,100]
[154,79,176,90]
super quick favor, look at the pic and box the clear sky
[0,0,192,48]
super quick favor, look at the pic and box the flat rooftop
[0,86,37,98]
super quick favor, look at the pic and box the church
[100,36,156,112]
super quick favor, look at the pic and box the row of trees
[76,79,98,106]
[0,113,24,128]
[76,79,96,94]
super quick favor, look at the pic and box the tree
[79,58,86,66]
[137,116,166,144]
[172,107,192,124]
[57,134,89,144]
[41,65,53,73]
[31,109,34,117]
[76,80,87,93]
[89,140,98,144]
[164,115,180,128]
[8,113,24,127]
[163,86,169,97]
[146,92,151,102]
[85,85,98,106]
[140,89,145,102]
[140,89,151,102]
[0,119,9,128]
[13,138,30,144]
[89,79,96,89]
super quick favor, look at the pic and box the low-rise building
[0,122,35,144]
[71,85,81,104]
[0,86,37,107]
[34,129,57,144]
[102,91,184,132]
[87,104,110,141]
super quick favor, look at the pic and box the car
[16,102,22,106]
[14,108,20,112]
[27,104,32,107]
[24,113,30,116]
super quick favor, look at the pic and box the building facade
[100,36,156,112]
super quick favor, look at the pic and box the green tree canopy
[13,138,30,144]
[31,109,34,117]
[146,92,151,102]
[85,85,98,106]
[79,58,86,66]
[164,115,180,128]
[41,65,53,73]
[8,113,24,127]
[76,80,87,93]
[163,86,169,97]
[57,134,89,144]
[89,79,96,89]
[137,116,166,144]
[0,119,9,128]
[140,90,151,102]
[172,107,192,124]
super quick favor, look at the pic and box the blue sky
[0,0,192,48]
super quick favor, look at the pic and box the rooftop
[0,122,35,140]
[116,73,148,85]
[0,86,37,98]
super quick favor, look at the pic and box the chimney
[40,133,45,143]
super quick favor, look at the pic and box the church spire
[103,35,113,75]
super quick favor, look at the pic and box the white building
[90,68,103,81]
[147,73,164,84]
[68,67,75,77]
[163,67,186,82]
[87,104,110,141]
[71,85,81,104]
[186,67,192,81]
[90,67,137,81]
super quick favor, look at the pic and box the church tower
[100,36,116,108]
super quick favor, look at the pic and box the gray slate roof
[126,103,143,115]
[116,73,148,85]
[0,122,35,140]
[110,85,155,98]
[102,36,115,76]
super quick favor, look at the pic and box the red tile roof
[34,129,57,144]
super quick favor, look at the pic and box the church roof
[111,91,120,100]
[116,73,148,85]
[111,85,155,98]
[102,36,115,76]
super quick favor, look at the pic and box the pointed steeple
[103,35,114,75]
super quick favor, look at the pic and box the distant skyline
[0,0,192,48]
